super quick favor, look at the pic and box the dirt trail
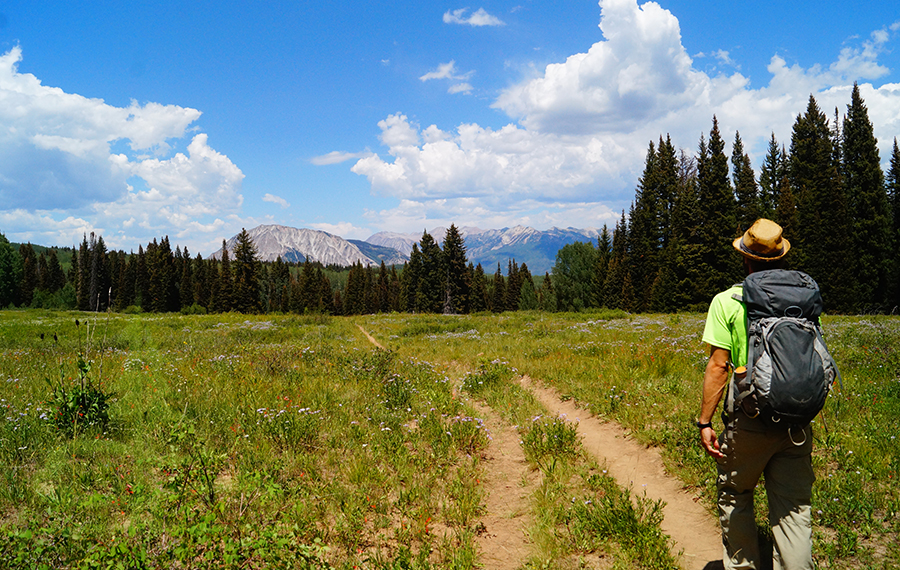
[469,402,539,570]
[357,325,386,349]
[355,326,723,570]
[522,376,723,570]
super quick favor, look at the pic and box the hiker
[699,218,829,570]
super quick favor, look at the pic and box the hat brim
[732,236,790,261]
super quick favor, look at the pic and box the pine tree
[389,266,401,312]
[417,232,444,313]
[149,237,178,312]
[843,83,891,309]
[732,131,760,232]
[491,263,506,313]
[656,135,678,247]
[179,247,194,308]
[696,117,740,299]
[400,246,422,312]
[628,142,662,311]
[552,241,597,311]
[667,148,706,311]
[135,245,149,310]
[442,224,469,314]
[539,272,557,312]
[344,261,366,315]
[269,257,290,312]
[374,261,388,312]
[758,133,784,221]
[218,241,233,312]
[117,251,137,310]
[36,252,48,293]
[517,263,538,310]
[594,225,612,308]
[774,178,799,257]
[193,254,209,310]
[505,259,522,311]
[232,229,261,313]
[603,213,628,309]
[790,95,855,312]
[18,243,37,307]
[46,249,65,294]
[77,235,90,310]
[0,233,22,307]
[317,267,334,314]
[886,138,900,309]
[469,263,489,313]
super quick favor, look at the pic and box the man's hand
[699,346,730,460]
[700,426,724,459]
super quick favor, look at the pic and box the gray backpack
[729,269,840,430]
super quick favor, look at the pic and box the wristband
[696,421,713,430]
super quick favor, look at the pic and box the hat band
[740,241,783,258]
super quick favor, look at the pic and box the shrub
[45,355,113,437]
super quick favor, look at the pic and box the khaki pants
[716,413,815,570]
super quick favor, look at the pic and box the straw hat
[733,218,790,261]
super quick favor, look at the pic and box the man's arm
[699,345,730,459]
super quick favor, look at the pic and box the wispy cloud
[262,193,290,208]
[310,150,374,165]
[443,8,505,27]
[420,60,472,82]
[448,83,473,95]
[420,61,474,95]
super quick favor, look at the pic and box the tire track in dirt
[521,376,724,570]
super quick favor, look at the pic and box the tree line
[552,84,900,314]
[2,85,897,315]
[0,223,555,315]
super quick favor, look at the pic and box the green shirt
[702,285,748,367]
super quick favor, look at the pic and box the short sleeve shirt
[702,285,748,367]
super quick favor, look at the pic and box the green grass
[2,309,898,569]
[1,311,491,568]
[363,310,900,569]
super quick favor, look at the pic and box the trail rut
[522,377,723,570]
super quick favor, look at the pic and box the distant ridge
[209,224,397,266]
[366,226,600,274]
[211,224,601,274]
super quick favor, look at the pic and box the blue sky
[1,1,899,256]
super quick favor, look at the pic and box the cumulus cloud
[443,8,505,27]
[354,0,900,234]
[263,193,290,208]
[352,114,631,202]
[0,46,244,252]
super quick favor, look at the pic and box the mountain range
[212,224,602,274]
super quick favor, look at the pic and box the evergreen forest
[2,86,899,316]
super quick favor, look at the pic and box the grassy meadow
[1,309,898,569]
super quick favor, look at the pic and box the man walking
[699,218,815,570]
